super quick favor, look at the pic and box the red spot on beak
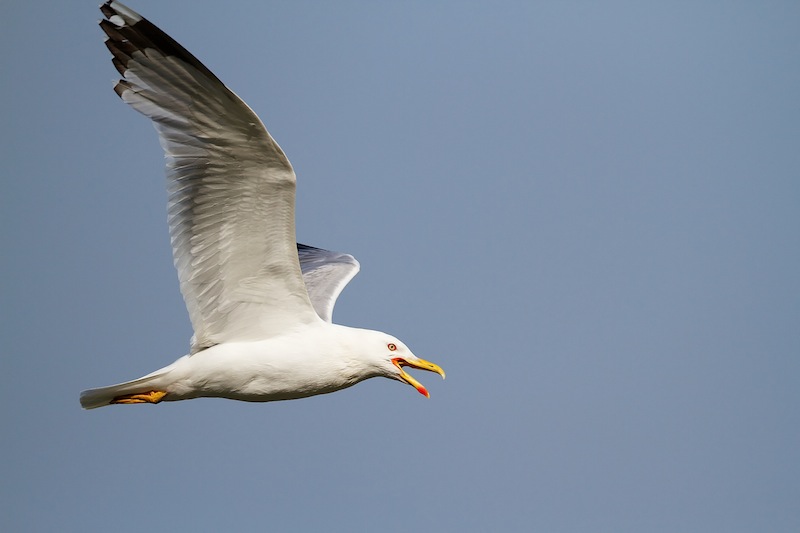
[392,356,437,398]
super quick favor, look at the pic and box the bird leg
[111,390,168,405]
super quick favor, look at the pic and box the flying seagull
[80,1,444,409]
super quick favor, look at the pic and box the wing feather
[297,244,360,323]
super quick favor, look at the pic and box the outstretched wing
[100,1,319,353]
[297,244,360,323]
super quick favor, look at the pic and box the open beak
[392,357,446,398]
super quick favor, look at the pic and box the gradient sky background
[2,1,799,531]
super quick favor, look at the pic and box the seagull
[80,1,444,409]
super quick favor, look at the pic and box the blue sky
[2,1,799,531]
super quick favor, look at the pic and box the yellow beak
[392,357,446,398]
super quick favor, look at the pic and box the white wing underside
[101,1,325,353]
[297,244,360,323]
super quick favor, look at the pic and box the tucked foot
[111,390,168,405]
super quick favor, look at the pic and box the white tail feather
[79,362,178,409]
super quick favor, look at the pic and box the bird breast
[163,332,370,402]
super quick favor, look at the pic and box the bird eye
[387,343,397,351]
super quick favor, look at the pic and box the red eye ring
[387,343,397,351]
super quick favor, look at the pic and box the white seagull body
[80,1,444,409]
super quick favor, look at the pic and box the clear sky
[2,1,799,531]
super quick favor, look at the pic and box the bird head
[376,336,445,398]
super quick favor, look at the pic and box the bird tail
[79,366,174,410]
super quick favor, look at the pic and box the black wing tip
[99,1,114,17]
[99,1,140,26]
[113,79,132,98]
[297,243,359,268]
[98,0,225,89]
